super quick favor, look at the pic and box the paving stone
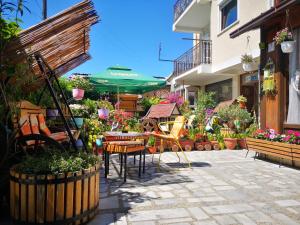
[188,207,209,220]
[192,220,219,225]
[89,213,114,225]
[99,196,119,210]
[275,200,300,207]
[127,208,189,222]
[246,211,274,224]
[271,213,299,225]
[213,186,236,191]
[214,215,237,225]
[203,204,255,214]
[233,214,256,225]
[159,191,175,198]
[116,213,127,225]
[158,217,194,224]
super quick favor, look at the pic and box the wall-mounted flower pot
[98,108,109,120]
[281,41,295,53]
[46,108,58,118]
[242,63,255,72]
[72,117,84,128]
[72,88,85,100]
[224,138,237,150]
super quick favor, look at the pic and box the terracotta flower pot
[211,140,220,150]
[195,142,204,151]
[179,140,194,151]
[238,138,247,149]
[72,88,85,100]
[148,146,157,154]
[239,102,246,109]
[224,138,237,150]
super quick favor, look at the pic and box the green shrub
[16,150,100,175]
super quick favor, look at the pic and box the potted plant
[236,133,247,149]
[224,133,238,150]
[147,135,157,153]
[236,95,247,109]
[10,150,100,225]
[69,75,92,100]
[273,27,295,53]
[241,54,255,72]
[179,129,194,151]
[69,104,87,128]
[97,100,113,120]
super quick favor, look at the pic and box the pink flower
[269,134,276,140]
[269,129,275,135]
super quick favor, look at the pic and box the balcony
[174,0,193,22]
[173,0,211,33]
[173,40,212,77]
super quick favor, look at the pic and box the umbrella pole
[117,85,120,110]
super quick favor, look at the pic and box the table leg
[104,151,108,178]
[139,150,142,178]
[124,153,127,182]
[107,152,110,176]
[120,153,123,176]
[143,148,146,174]
[134,154,136,165]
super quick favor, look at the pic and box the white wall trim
[212,48,260,73]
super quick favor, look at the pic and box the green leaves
[16,151,100,175]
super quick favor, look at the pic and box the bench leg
[139,150,142,178]
[245,149,249,158]
[124,153,127,182]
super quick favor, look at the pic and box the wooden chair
[152,116,191,167]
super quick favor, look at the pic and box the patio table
[103,132,149,182]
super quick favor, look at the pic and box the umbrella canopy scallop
[88,66,166,94]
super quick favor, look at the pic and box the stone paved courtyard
[90,150,300,225]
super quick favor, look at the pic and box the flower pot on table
[179,140,194,151]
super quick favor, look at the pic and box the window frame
[219,0,238,32]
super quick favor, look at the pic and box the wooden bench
[246,137,300,166]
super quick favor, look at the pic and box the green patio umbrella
[88,66,166,94]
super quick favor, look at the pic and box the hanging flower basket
[98,108,109,120]
[72,88,85,100]
[242,63,255,72]
[281,41,295,53]
[274,27,295,54]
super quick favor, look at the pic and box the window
[188,92,196,107]
[205,79,232,103]
[221,0,237,30]
[286,28,300,125]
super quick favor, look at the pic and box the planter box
[10,163,100,224]
[246,137,293,160]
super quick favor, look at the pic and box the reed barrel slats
[10,163,100,225]
[246,137,300,165]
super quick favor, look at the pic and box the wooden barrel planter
[10,163,100,225]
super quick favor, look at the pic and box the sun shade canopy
[88,66,166,94]
[4,0,98,78]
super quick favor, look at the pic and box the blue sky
[19,0,192,78]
